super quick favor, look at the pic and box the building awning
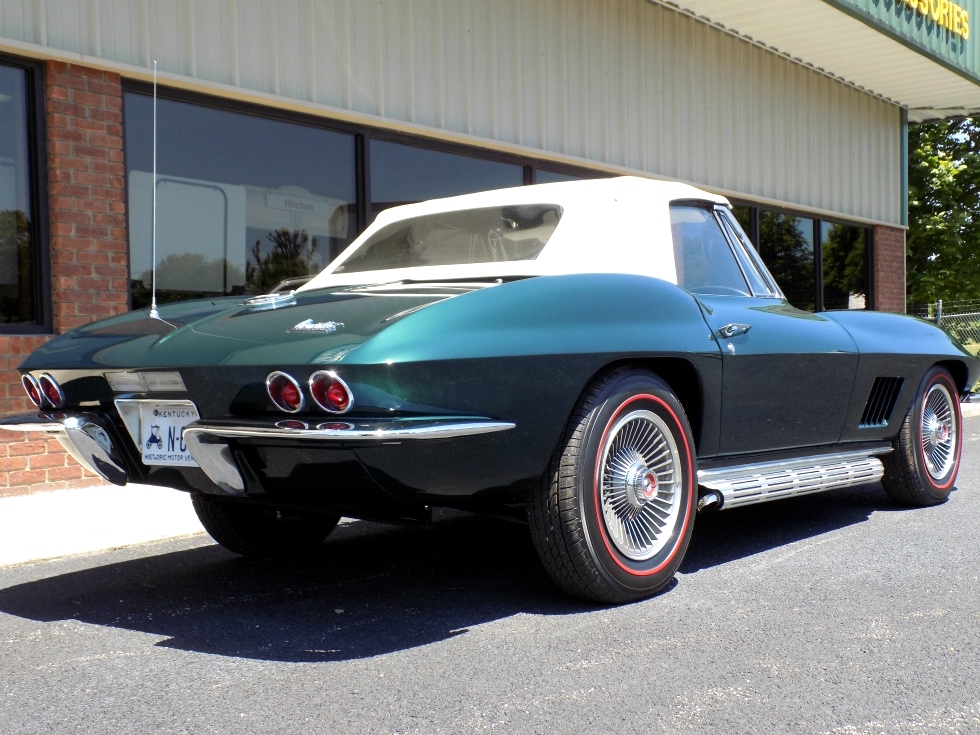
[671,0,980,121]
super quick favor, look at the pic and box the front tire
[882,366,963,506]
[528,369,697,603]
[191,493,340,558]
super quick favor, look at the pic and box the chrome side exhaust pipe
[696,491,723,512]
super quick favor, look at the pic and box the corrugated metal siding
[0,0,902,224]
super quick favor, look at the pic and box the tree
[758,212,815,311]
[246,229,319,294]
[907,118,980,304]
[822,223,867,310]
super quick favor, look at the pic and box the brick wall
[0,61,128,497]
[873,225,906,313]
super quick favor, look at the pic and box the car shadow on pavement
[0,483,893,663]
[681,482,889,573]
[0,513,585,663]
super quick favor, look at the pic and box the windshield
[333,204,562,274]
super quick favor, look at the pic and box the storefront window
[370,140,523,217]
[0,63,39,327]
[821,221,868,310]
[737,205,870,311]
[758,212,816,311]
[124,93,357,307]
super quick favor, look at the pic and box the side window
[669,205,750,296]
[716,209,775,297]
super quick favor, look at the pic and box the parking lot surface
[1,418,979,734]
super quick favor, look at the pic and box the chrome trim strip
[0,413,69,433]
[698,449,890,510]
[183,418,516,443]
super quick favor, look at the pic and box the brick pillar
[0,61,129,497]
[873,225,906,313]
[46,61,129,330]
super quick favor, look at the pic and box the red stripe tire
[528,368,696,603]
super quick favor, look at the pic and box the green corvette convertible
[3,177,977,603]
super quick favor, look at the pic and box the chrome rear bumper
[1,410,514,496]
[183,417,516,496]
[0,412,129,485]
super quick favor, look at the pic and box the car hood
[20,283,484,370]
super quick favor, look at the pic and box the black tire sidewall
[909,368,962,498]
[575,373,696,596]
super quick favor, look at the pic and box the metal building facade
[0,0,903,225]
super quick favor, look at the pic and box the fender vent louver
[859,377,904,428]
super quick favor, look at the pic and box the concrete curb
[0,484,206,568]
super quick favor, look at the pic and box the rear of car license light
[266,371,305,413]
[105,371,186,393]
[309,371,353,414]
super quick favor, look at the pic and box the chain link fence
[908,299,980,355]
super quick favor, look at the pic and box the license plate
[138,401,201,466]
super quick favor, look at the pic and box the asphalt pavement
[0,413,979,734]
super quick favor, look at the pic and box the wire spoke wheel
[527,368,696,603]
[599,409,682,561]
[920,383,956,481]
[882,366,962,507]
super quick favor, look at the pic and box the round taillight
[266,371,304,413]
[39,373,65,408]
[22,374,42,408]
[309,371,353,414]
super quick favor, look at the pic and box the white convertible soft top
[300,176,730,290]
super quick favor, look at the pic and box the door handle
[717,323,751,338]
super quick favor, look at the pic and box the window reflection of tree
[822,225,867,310]
[759,213,815,311]
[0,209,32,324]
[246,229,319,294]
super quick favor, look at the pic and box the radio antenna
[148,59,160,320]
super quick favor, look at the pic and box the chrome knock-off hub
[928,419,950,446]
[624,462,658,508]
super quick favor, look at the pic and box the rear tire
[191,493,340,557]
[882,366,962,507]
[527,368,697,604]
